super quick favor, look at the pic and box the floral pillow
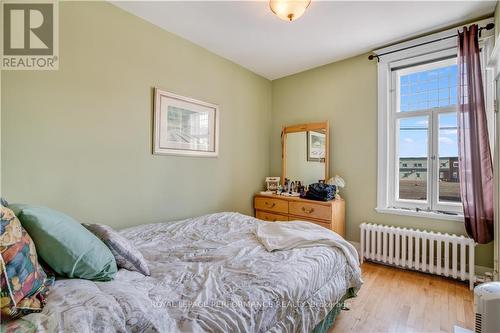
[84,224,150,276]
[0,205,54,321]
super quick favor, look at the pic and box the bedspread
[11,212,362,333]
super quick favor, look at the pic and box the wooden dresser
[254,194,345,237]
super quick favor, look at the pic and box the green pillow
[10,204,117,281]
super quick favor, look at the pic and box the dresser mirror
[281,121,329,186]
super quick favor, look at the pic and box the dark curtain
[457,24,494,244]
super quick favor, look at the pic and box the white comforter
[255,221,361,272]
[15,212,362,333]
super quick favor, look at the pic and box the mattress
[8,212,362,333]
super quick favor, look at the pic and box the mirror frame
[281,121,329,184]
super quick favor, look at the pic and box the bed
[7,212,362,333]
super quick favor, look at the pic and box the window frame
[389,57,462,214]
[375,18,494,221]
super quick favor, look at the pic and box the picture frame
[153,88,219,157]
[265,176,280,192]
[307,130,326,162]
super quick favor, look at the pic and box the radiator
[360,223,476,289]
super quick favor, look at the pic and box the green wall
[1,1,272,228]
[271,54,493,267]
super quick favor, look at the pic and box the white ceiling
[112,1,496,80]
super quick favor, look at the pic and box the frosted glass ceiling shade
[269,0,311,22]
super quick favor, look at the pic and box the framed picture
[265,176,280,192]
[307,130,326,162]
[153,88,219,157]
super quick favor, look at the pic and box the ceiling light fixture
[269,0,311,22]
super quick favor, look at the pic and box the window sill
[375,207,464,222]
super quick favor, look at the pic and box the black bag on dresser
[305,183,336,201]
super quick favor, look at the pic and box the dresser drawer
[254,197,288,214]
[289,201,331,221]
[256,211,288,222]
[288,217,331,230]
[307,220,332,230]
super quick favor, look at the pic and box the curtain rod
[368,23,495,62]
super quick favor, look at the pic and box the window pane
[399,63,458,112]
[438,113,461,203]
[398,116,428,201]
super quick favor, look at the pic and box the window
[376,21,493,220]
[392,58,462,213]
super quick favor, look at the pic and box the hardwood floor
[330,262,474,333]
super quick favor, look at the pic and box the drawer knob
[265,202,276,208]
[302,207,314,214]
